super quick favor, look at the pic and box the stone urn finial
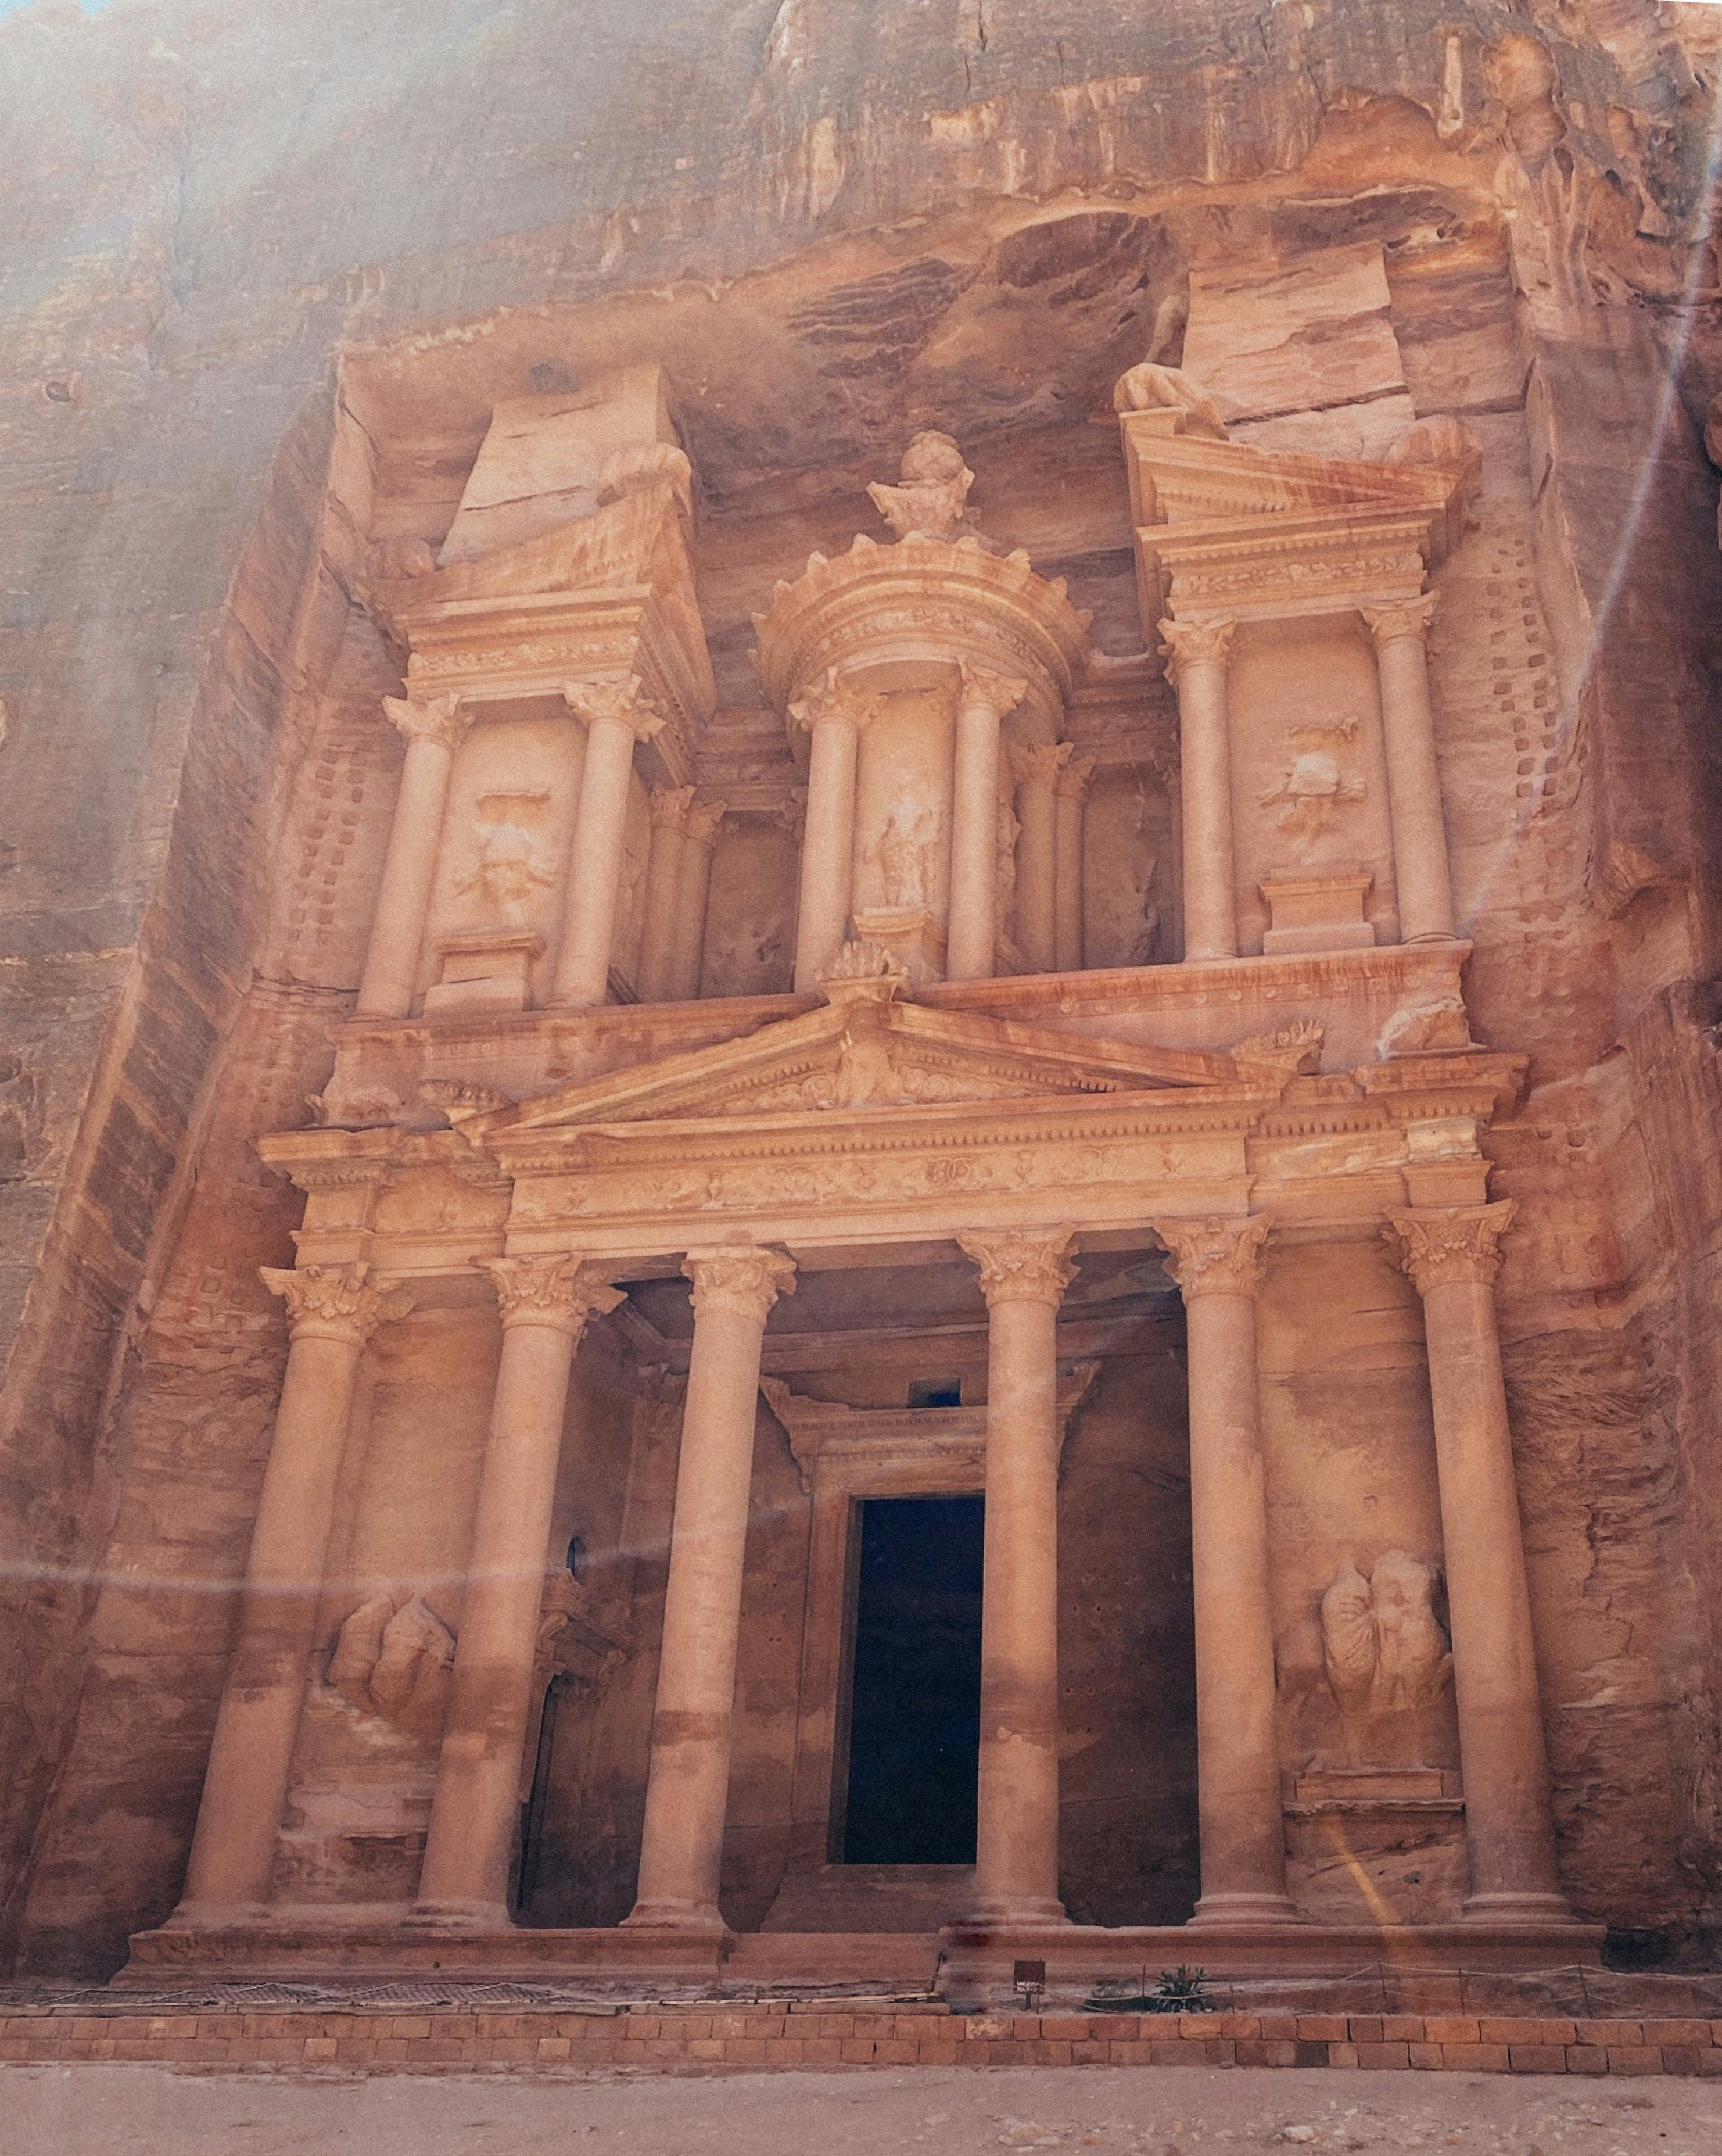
[867,429,978,543]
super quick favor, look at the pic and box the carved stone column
[669,798,725,1001]
[1159,618,1239,962]
[626,1247,797,1929]
[957,1228,1077,1924]
[1386,1203,1573,1920]
[550,679,663,1009]
[1155,1216,1300,1924]
[1363,596,1455,942]
[411,1256,625,1926]
[172,1264,409,1923]
[1053,750,1095,973]
[791,672,869,993]
[357,693,473,1018]
[1011,742,1070,975]
[947,664,1026,982]
[636,786,694,1004]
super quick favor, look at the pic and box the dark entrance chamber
[841,1493,984,1865]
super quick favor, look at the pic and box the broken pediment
[462,975,1251,1137]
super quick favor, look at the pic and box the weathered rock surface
[1,0,1720,1974]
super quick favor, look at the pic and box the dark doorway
[841,1494,984,1864]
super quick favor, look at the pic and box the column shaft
[959,1231,1075,1924]
[1366,599,1455,941]
[551,692,654,1008]
[1012,747,1065,975]
[1156,1216,1298,1924]
[947,667,1023,982]
[412,1259,622,1924]
[627,1249,795,1928]
[174,1266,403,1921]
[1053,754,1093,973]
[792,705,860,991]
[1389,1205,1570,1919]
[357,695,469,1019]
[637,789,692,1004]
[1160,620,1238,962]
[669,801,724,1001]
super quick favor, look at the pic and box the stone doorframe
[761,1367,1098,1882]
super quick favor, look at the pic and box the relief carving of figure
[876,803,936,909]
[1261,718,1366,846]
[455,792,555,921]
[327,1588,456,1743]
[1317,1551,1452,1763]
[1111,361,1229,442]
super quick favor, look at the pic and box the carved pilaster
[260,1262,412,1344]
[1153,1215,1270,1299]
[959,1227,1077,1307]
[1361,592,1440,649]
[684,1246,798,1325]
[1384,1200,1515,1295]
[381,690,472,751]
[479,1254,627,1335]
[1157,615,1236,690]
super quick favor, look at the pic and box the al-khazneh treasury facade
[98,342,1617,1999]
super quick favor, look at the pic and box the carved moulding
[753,533,1092,741]
[760,1362,1099,1498]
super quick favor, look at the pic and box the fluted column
[957,1228,1077,1924]
[947,664,1026,982]
[669,799,725,1001]
[1155,1215,1299,1924]
[1053,751,1095,973]
[411,1256,625,1926]
[1159,618,1238,962]
[172,1264,409,1922]
[791,671,869,993]
[550,679,663,1008]
[1011,743,1070,975]
[357,693,472,1018]
[1363,596,1455,942]
[626,1247,797,1929]
[637,786,693,1004]
[1386,1204,1573,1920]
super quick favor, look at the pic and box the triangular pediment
[465,989,1264,1139]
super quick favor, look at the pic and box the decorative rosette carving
[479,1254,627,1335]
[957,1227,1077,1308]
[1153,1215,1270,1299]
[1384,1201,1516,1295]
[684,1246,797,1325]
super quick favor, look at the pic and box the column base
[1461,1890,1580,1925]
[621,1898,727,1933]
[160,1899,271,1931]
[401,1899,512,1931]
[957,1897,1068,1928]
[1189,1892,1307,1926]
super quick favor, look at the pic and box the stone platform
[118,1918,1605,2001]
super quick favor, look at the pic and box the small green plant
[1082,1964,1216,2015]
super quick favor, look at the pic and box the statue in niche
[877,803,936,909]
[1318,1551,1452,1765]
[867,430,983,545]
[327,1588,456,1743]
[1261,718,1365,847]
[455,792,554,922]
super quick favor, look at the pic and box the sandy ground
[3,2064,1719,2154]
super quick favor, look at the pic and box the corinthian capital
[958,1228,1077,1308]
[1153,1215,1269,1299]
[1054,750,1096,800]
[562,676,665,740]
[685,797,729,848]
[684,1246,797,1325]
[261,1261,413,1343]
[1384,1200,1515,1295]
[479,1254,627,1335]
[382,690,471,751]
[1360,593,1438,648]
[788,667,882,738]
[649,784,695,832]
[1157,615,1236,687]
[1010,740,1075,793]
[957,661,1029,724]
